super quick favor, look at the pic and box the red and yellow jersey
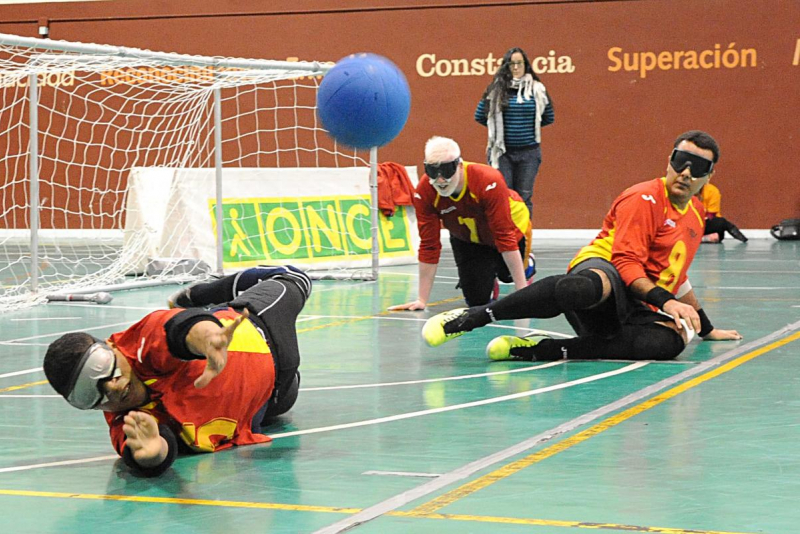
[105,308,275,455]
[413,161,531,264]
[698,182,721,218]
[569,177,705,294]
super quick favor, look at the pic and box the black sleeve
[122,424,179,478]
[164,309,223,360]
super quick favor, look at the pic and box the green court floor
[1,238,798,534]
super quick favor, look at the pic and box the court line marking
[0,380,48,393]
[389,511,757,534]
[1,362,564,395]
[0,489,360,513]
[702,286,799,290]
[300,361,565,391]
[0,456,119,473]
[268,363,647,440]
[409,334,800,515]
[0,321,133,344]
[0,367,42,379]
[0,493,756,534]
[0,363,644,474]
[44,303,157,311]
[0,394,60,398]
[362,471,441,478]
[313,321,800,534]
[0,356,690,398]
[10,317,83,321]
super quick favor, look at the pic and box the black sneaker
[727,225,748,243]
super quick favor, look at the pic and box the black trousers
[450,236,528,306]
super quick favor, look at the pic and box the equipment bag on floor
[770,218,800,240]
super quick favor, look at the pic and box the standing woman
[475,47,555,219]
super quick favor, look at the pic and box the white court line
[2,357,683,399]
[0,455,118,474]
[315,321,800,534]
[362,471,441,478]
[301,361,565,391]
[45,303,156,311]
[0,367,42,379]
[0,395,59,399]
[269,363,647,440]
[298,314,571,338]
[0,363,645,474]
[1,321,133,344]
[1,315,318,347]
[10,317,82,322]
[0,362,565,396]
[703,286,799,290]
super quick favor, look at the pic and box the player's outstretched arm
[187,308,250,388]
[676,288,743,341]
[701,328,743,341]
[388,299,427,311]
[388,262,437,311]
[123,411,168,467]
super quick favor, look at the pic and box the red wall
[2,0,798,228]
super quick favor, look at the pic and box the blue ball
[317,53,411,149]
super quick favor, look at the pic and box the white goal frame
[0,33,391,311]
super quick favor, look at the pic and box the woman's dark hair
[43,332,95,397]
[482,47,540,108]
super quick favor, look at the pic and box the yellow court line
[0,489,360,514]
[0,490,756,534]
[0,380,48,393]
[409,330,800,515]
[391,511,756,534]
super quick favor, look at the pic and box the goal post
[0,33,419,311]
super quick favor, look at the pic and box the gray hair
[424,136,460,164]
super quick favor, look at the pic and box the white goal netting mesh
[0,35,378,312]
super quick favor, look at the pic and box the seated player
[43,266,311,476]
[697,182,748,243]
[421,130,742,362]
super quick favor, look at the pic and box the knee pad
[554,270,603,312]
[639,325,685,360]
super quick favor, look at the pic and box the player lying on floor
[43,266,311,476]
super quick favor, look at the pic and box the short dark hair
[674,130,720,163]
[43,332,95,397]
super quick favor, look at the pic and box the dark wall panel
[1,0,798,228]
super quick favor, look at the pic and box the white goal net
[0,34,415,312]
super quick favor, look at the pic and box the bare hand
[702,328,743,341]
[662,299,701,335]
[193,308,250,389]
[123,411,165,465]
[388,299,426,311]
